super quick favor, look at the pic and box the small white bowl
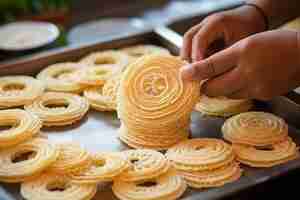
[0,21,60,51]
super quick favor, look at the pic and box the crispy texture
[195,95,252,117]
[117,55,200,150]
[113,168,187,200]
[0,138,59,182]
[233,137,299,167]
[0,76,44,108]
[166,138,235,171]
[37,62,85,93]
[21,173,97,200]
[117,149,170,182]
[222,112,288,146]
[69,152,129,184]
[0,109,42,148]
[25,92,89,127]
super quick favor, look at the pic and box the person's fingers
[181,45,238,81]
[201,67,245,97]
[181,23,202,62]
[191,18,225,62]
[226,88,251,99]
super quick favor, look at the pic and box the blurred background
[0,0,243,60]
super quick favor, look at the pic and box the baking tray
[1,28,300,200]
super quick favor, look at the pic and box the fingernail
[180,64,196,80]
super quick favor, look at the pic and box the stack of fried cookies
[117,55,200,150]
[222,111,298,167]
[166,138,242,188]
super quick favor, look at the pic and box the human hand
[181,5,267,62]
[181,30,300,100]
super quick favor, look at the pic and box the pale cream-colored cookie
[25,92,89,127]
[0,138,59,182]
[0,109,42,148]
[117,149,170,181]
[37,62,85,93]
[0,76,44,108]
[166,138,234,171]
[233,137,299,167]
[21,173,97,200]
[113,168,187,200]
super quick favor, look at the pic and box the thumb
[180,44,239,81]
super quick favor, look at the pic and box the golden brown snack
[113,168,187,200]
[69,152,129,184]
[166,138,235,171]
[117,55,200,150]
[21,173,97,200]
[117,149,170,182]
[194,95,252,117]
[233,137,298,167]
[0,138,59,183]
[121,45,171,62]
[80,50,130,73]
[48,142,91,174]
[222,112,288,146]
[0,76,44,108]
[0,109,42,148]
[37,62,85,93]
[25,92,89,127]
[178,162,242,188]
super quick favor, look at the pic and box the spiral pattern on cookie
[70,152,129,183]
[166,138,234,171]
[179,162,242,188]
[117,149,170,181]
[25,92,89,127]
[222,112,288,146]
[233,137,298,167]
[0,76,44,108]
[113,168,187,200]
[117,55,200,149]
[0,109,42,148]
[195,95,252,117]
[21,173,97,200]
[80,50,130,73]
[48,142,91,174]
[0,138,59,182]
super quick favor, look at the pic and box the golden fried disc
[0,76,44,108]
[70,152,129,184]
[222,112,288,146]
[233,137,299,167]
[0,109,42,148]
[113,168,187,200]
[21,173,97,200]
[194,95,252,117]
[74,65,115,86]
[48,143,91,174]
[37,62,85,93]
[80,50,130,73]
[0,138,59,182]
[25,92,89,127]
[117,149,170,182]
[118,124,189,150]
[118,55,200,150]
[179,162,242,188]
[166,138,234,171]
[121,45,171,61]
[83,75,120,112]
